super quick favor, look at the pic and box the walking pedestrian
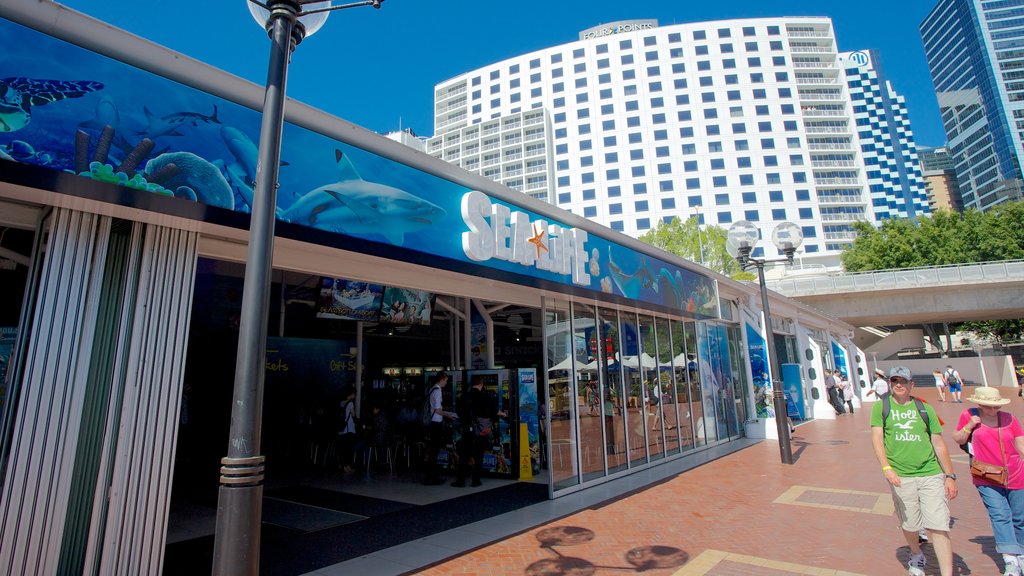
[953,387,1024,576]
[840,372,855,414]
[932,369,947,402]
[826,369,846,415]
[871,365,958,576]
[866,368,890,402]
[452,375,506,488]
[423,371,455,485]
[944,365,963,403]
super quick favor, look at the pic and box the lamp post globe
[771,221,804,256]
[247,0,330,36]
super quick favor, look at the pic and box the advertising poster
[0,16,720,321]
[517,368,540,475]
[315,277,384,321]
[470,306,488,369]
[831,341,848,379]
[379,287,433,325]
[0,327,16,416]
[746,322,773,418]
[782,363,805,420]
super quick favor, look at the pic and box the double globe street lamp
[212,2,383,574]
[726,220,803,465]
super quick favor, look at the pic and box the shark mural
[0,15,718,319]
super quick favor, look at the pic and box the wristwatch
[945,473,957,480]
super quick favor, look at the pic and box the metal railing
[767,260,1024,296]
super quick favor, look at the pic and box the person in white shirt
[866,368,889,401]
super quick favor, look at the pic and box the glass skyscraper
[921,0,1024,211]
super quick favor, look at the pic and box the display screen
[316,277,385,321]
[379,287,435,326]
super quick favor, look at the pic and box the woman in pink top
[953,387,1024,576]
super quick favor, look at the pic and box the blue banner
[0,17,718,319]
[745,322,772,418]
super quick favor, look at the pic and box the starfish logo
[528,222,548,259]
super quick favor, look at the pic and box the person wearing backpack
[944,365,963,403]
[953,387,1024,576]
[871,366,958,576]
[423,371,455,485]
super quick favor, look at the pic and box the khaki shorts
[890,474,950,533]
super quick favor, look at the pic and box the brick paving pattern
[417,387,1012,575]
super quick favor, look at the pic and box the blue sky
[56,0,945,146]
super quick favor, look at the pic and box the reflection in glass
[695,323,719,444]
[656,317,680,455]
[619,312,647,467]
[683,321,702,447]
[639,314,663,461]
[545,298,579,490]
[671,321,696,451]
[598,307,628,474]
[573,303,605,482]
[726,325,746,437]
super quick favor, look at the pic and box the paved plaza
[414,386,1008,576]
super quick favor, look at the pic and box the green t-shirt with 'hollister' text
[870,398,943,477]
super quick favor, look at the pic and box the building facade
[921,0,1024,211]
[919,145,964,211]
[427,18,927,270]
[839,50,930,220]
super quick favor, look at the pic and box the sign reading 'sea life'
[461,190,591,287]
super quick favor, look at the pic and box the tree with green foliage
[841,202,1024,271]
[840,200,1024,342]
[638,216,752,279]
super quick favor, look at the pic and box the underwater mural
[0,16,718,320]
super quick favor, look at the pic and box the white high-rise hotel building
[427,18,927,267]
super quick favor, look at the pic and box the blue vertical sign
[746,322,772,418]
[830,341,848,379]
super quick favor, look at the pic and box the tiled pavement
[311,387,1015,575]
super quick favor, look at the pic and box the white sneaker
[1006,561,1022,576]
[908,553,926,576]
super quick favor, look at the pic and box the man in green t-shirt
[871,365,958,576]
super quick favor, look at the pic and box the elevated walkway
[767,260,1024,326]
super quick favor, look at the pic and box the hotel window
[596,43,608,54]
[725,74,739,85]
[798,207,812,218]
[686,178,700,189]
[679,127,693,137]
[625,116,640,128]
[623,70,636,80]
[751,72,764,83]
[736,139,749,151]
[648,66,661,76]
[773,56,786,66]
[701,92,716,103]
[611,221,624,231]
[583,206,597,218]
[649,81,663,92]
[621,54,635,65]
[552,68,564,78]
[581,188,595,200]
[604,135,617,146]
[769,190,784,202]
[605,151,618,163]
[743,26,755,36]
[606,168,620,180]
[718,211,733,224]
[661,196,675,208]
[770,40,783,50]
[684,160,697,172]
[675,94,690,105]
[651,97,664,108]
[784,120,798,131]
[555,144,568,154]
[472,104,480,114]
[766,173,781,184]
[557,193,570,203]
[723,59,736,69]
[727,90,741,101]
[700,76,714,87]
[581,173,594,184]
[556,159,569,170]
[739,174,754,185]
[598,58,610,69]
[790,154,804,165]
[554,112,565,123]
[529,59,540,69]
[580,155,593,167]
[551,53,562,63]
[793,172,807,183]
[660,181,674,193]
[656,146,669,157]
[704,108,718,119]
[634,183,647,194]
[490,84,499,94]
[721,43,734,53]
[635,200,649,212]
[802,226,816,238]
[737,156,752,168]
[698,60,711,71]
[708,141,723,152]
[732,122,746,134]
[682,143,696,154]
[657,162,671,174]
[713,176,727,187]
[775,72,788,82]
[630,149,645,161]
[693,30,706,40]
[745,41,758,51]
[673,78,687,89]
[781,104,794,114]
[531,87,542,98]
[718,28,731,38]
[764,155,778,166]
[609,185,621,197]
[490,70,499,80]
[758,121,772,133]
[753,89,766,99]
[796,189,810,201]
[530,73,541,83]
[628,133,642,144]
[779,87,792,97]
[767,25,780,35]
[574,63,586,73]
[787,137,801,148]
[636,218,651,230]
[573,48,584,58]
[644,36,656,46]
[624,84,638,95]
[609,203,623,215]
[511,93,521,103]
[472,76,481,86]
[710,158,725,169]
[715,193,729,205]
[670,47,683,58]
[631,166,646,177]
[696,45,709,55]
[491,98,500,107]
[580,139,592,150]
[620,39,632,49]
[645,50,658,61]
[600,88,613,99]
[745,209,759,221]
[688,196,703,208]
[772,209,786,220]
[625,100,639,111]
[653,113,666,124]
[706,125,720,136]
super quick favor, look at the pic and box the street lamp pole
[727,221,803,466]
[212,2,382,574]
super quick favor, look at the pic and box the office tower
[429,18,885,268]
[921,0,1024,211]
[918,145,963,211]
[839,50,930,221]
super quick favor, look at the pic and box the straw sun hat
[967,387,1011,407]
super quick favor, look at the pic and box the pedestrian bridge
[765,260,1024,326]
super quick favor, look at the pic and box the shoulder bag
[970,419,1008,486]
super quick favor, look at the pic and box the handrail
[767,260,1024,296]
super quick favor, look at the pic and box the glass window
[635,200,649,212]
[744,209,759,221]
[609,186,621,197]
[715,193,729,205]
[634,183,647,194]
[584,206,597,218]
[769,190,784,202]
[739,174,754,185]
[660,181,674,192]
[713,175,727,187]
[686,178,700,189]
[772,208,786,220]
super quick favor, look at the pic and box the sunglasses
[889,377,911,385]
